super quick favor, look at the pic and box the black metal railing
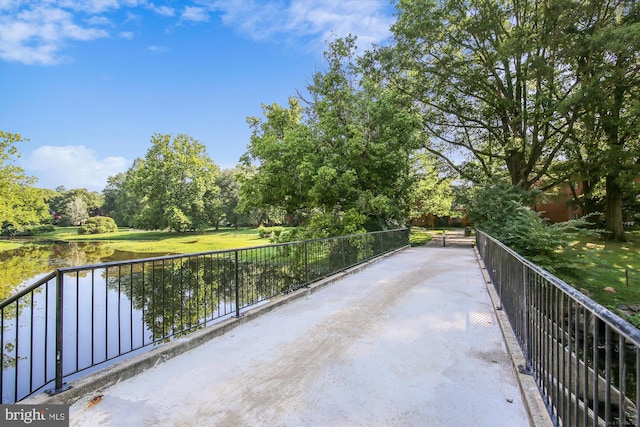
[0,228,408,403]
[476,229,640,427]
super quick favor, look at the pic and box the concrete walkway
[66,243,532,426]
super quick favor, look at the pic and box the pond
[0,241,170,301]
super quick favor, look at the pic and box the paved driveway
[69,246,530,427]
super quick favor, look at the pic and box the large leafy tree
[242,98,315,223]
[132,134,220,231]
[0,131,50,233]
[305,36,421,231]
[242,36,422,236]
[565,0,640,240]
[381,0,584,190]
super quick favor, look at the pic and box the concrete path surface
[68,246,530,427]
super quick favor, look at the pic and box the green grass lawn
[409,227,434,246]
[0,227,269,255]
[565,230,640,327]
[66,227,268,253]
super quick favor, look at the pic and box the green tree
[49,187,103,226]
[563,0,640,240]
[381,0,584,190]
[0,131,50,234]
[133,134,220,231]
[409,151,454,222]
[305,36,420,231]
[242,36,421,237]
[104,160,144,227]
[216,167,250,228]
[241,98,315,224]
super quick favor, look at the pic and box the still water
[0,241,170,301]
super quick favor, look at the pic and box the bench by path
[61,246,537,426]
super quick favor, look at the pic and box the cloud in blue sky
[23,146,130,192]
[0,0,392,65]
[211,0,393,47]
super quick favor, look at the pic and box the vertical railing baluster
[234,250,240,318]
[47,270,70,395]
[618,335,625,426]
[605,327,612,425]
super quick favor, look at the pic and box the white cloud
[147,3,175,17]
[24,145,130,191]
[0,0,394,65]
[120,31,134,39]
[211,0,393,49]
[85,15,113,26]
[0,4,109,64]
[181,6,209,22]
[148,44,167,52]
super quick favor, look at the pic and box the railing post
[46,270,71,395]
[233,251,241,318]
[304,241,309,287]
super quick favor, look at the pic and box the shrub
[78,216,118,234]
[27,224,55,234]
[465,180,598,277]
[257,226,285,240]
[1,222,19,236]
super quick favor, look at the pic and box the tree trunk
[605,175,626,241]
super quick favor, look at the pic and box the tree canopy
[241,37,425,236]
[376,0,640,240]
[110,134,221,231]
[0,131,50,234]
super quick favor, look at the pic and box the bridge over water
[30,231,549,426]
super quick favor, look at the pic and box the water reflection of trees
[0,243,116,301]
[107,248,315,342]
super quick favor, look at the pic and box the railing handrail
[477,228,640,346]
[0,271,57,310]
[0,229,403,309]
[476,229,640,426]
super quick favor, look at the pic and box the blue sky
[0,1,395,192]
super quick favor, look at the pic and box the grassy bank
[566,231,640,327]
[408,227,434,246]
[0,227,268,255]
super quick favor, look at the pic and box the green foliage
[467,181,598,277]
[107,134,221,231]
[257,225,284,240]
[0,131,50,230]
[304,209,367,240]
[409,151,454,220]
[241,36,420,238]
[78,216,118,235]
[49,187,103,226]
[102,161,144,227]
[383,0,585,189]
[166,207,192,233]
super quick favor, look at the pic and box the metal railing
[476,229,640,427]
[0,228,408,403]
